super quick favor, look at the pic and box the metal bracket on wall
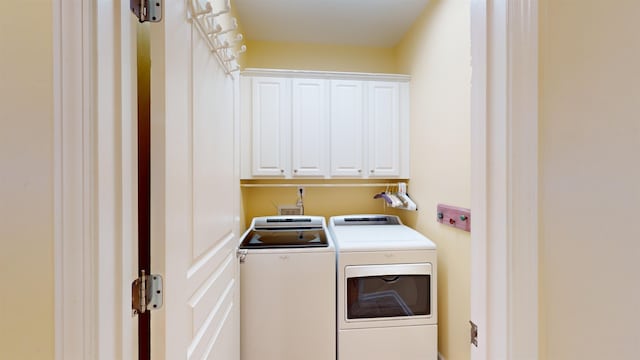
[470,320,479,347]
[131,0,163,23]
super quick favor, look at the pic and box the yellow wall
[241,180,409,229]
[539,1,640,359]
[0,1,55,359]
[240,2,471,359]
[243,40,397,73]
[395,1,471,359]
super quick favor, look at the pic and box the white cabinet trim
[242,68,411,82]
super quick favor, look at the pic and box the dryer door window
[345,263,431,320]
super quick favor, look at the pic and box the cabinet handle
[293,169,298,173]
[280,169,284,173]
[357,169,362,173]
[370,169,374,173]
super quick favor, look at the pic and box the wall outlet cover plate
[278,205,303,216]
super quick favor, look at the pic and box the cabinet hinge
[237,248,248,263]
[470,320,478,347]
[130,0,163,23]
[132,270,163,316]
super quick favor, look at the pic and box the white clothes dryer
[329,215,437,360]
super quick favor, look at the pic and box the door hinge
[132,270,163,316]
[237,248,248,263]
[470,320,479,347]
[130,0,163,23]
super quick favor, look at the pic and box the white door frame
[55,1,539,359]
[53,1,94,358]
[53,1,137,359]
[470,1,539,359]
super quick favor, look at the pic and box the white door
[252,77,291,177]
[330,80,365,177]
[367,81,400,177]
[149,2,241,359]
[292,78,328,177]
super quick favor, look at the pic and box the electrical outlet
[278,205,303,216]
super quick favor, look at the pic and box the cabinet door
[330,80,364,177]
[292,78,327,177]
[368,81,401,177]
[252,77,290,176]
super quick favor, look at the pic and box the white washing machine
[329,215,437,360]
[239,216,336,360]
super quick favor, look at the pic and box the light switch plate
[437,204,471,232]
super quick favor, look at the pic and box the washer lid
[240,228,328,249]
[252,215,325,229]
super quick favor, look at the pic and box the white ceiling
[233,0,430,47]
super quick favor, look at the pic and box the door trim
[470,1,539,359]
[53,1,96,358]
[54,1,137,359]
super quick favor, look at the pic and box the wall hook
[190,0,212,17]
[211,0,230,17]
[217,18,238,36]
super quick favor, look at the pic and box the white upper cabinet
[368,81,401,177]
[292,78,328,177]
[241,69,410,179]
[330,80,364,177]
[251,77,291,176]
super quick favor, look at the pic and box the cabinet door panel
[252,77,290,176]
[330,80,364,177]
[292,79,327,177]
[368,81,400,177]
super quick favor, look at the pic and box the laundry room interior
[233,1,471,359]
[8,0,640,358]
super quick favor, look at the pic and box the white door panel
[292,78,327,177]
[368,82,400,177]
[252,77,290,176]
[150,2,240,359]
[330,80,364,177]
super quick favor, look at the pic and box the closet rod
[240,183,401,188]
